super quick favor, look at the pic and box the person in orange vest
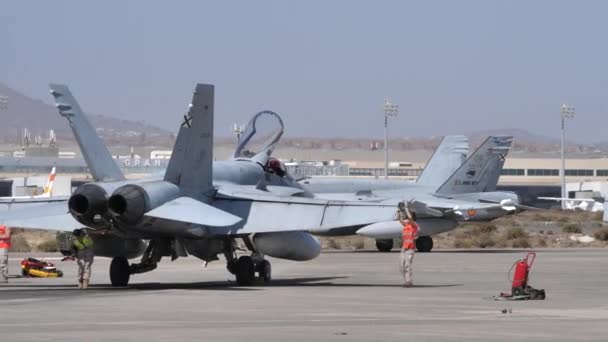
[0,225,11,283]
[398,202,419,288]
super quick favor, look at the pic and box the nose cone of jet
[356,221,402,239]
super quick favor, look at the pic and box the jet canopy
[233,110,284,160]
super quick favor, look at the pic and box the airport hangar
[1,150,607,208]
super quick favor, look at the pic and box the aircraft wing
[210,187,398,235]
[411,197,518,221]
[1,201,84,231]
[0,186,518,235]
[0,196,69,206]
[1,186,398,236]
[538,197,600,203]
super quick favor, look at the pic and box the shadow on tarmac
[326,249,526,254]
[0,276,461,296]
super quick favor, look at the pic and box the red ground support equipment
[511,252,535,294]
[497,252,546,300]
[21,258,64,278]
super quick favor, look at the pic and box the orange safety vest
[401,222,418,250]
[0,225,11,249]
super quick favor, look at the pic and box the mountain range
[0,82,604,153]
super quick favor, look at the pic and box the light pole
[232,123,244,144]
[0,95,7,110]
[383,97,399,179]
[560,104,575,209]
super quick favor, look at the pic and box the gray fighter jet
[2,83,523,286]
[299,135,518,252]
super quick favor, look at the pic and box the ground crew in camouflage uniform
[71,229,94,289]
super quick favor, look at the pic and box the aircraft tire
[258,260,272,283]
[235,256,255,286]
[416,236,434,253]
[375,239,394,252]
[110,256,130,287]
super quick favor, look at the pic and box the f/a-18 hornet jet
[301,135,520,252]
[3,83,523,286]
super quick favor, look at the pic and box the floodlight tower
[383,97,399,179]
[560,104,575,209]
[232,123,245,144]
[0,94,7,110]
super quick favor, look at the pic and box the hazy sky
[2,1,607,142]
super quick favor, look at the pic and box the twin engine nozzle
[108,181,181,224]
[68,182,124,228]
[68,180,181,227]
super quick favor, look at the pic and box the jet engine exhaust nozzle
[67,183,111,228]
[108,181,181,225]
[108,185,147,225]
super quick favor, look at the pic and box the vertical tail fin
[435,136,513,195]
[164,84,214,201]
[416,135,468,186]
[41,167,56,197]
[49,84,125,182]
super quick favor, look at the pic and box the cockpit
[266,158,287,177]
[233,110,284,161]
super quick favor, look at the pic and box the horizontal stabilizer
[145,197,242,227]
[408,200,444,217]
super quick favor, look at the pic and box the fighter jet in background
[299,135,469,196]
[0,167,66,210]
[302,136,519,252]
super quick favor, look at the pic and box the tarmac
[1,249,608,342]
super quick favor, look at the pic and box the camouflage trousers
[400,249,415,285]
[77,255,94,281]
[0,248,7,283]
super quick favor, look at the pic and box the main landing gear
[374,236,435,253]
[375,239,394,252]
[110,240,165,287]
[415,236,434,253]
[224,238,272,286]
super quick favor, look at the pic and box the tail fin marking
[435,136,513,195]
[41,167,56,197]
[164,84,215,201]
